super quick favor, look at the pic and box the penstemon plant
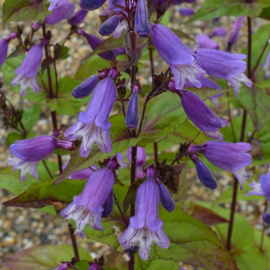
[1,0,270,269]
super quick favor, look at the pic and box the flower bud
[79,0,106,10]
[127,147,146,179]
[227,16,245,52]
[135,0,151,38]
[72,75,98,98]
[263,214,270,225]
[68,9,88,25]
[99,15,120,36]
[156,178,175,212]
[179,7,195,16]
[209,27,227,38]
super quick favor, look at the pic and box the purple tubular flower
[99,15,120,36]
[102,190,113,218]
[65,78,116,157]
[126,147,146,178]
[263,214,270,225]
[0,33,16,68]
[45,0,75,25]
[151,24,206,89]
[246,173,270,201]
[119,167,170,260]
[135,0,151,38]
[88,263,99,270]
[262,50,270,80]
[56,262,69,270]
[72,75,98,98]
[63,163,98,180]
[209,27,227,38]
[60,165,115,237]
[195,34,219,50]
[68,9,88,25]
[125,84,140,129]
[227,16,245,52]
[156,179,175,212]
[11,41,46,96]
[189,141,252,189]
[171,89,225,141]
[179,7,195,16]
[79,0,106,10]
[78,29,115,61]
[8,136,74,181]
[32,21,41,31]
[190,154,217,190]
[195,49,253,97]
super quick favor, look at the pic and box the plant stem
[114,194,129,227]
[226,16,252,251]
[260,199,268,252]
[68,223,80,261]
[42,159,53,179]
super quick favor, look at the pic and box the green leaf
[55,115,141,184]
[3,0,50,27]
[254,230,270,268]
[238,86,270,131]
[21,104,41,132]
[187,0,270,23]
[160,10,170,26]
[2,244,91,270]
[75,261,92,270]
[259,6,270,20]
[3,178,85,208]
[46,76,88,116]
[6,132,23,147]
[148,206,238,270]
[75,55,110,81]
[82,35,124,61]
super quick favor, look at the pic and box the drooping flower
[156,178,175,212]
[99,15,121,36]
[68,9,88,25]
[11,40,48,96]
[168,86,226,141]
[195,34,219,50]
[195,49,253,97]
[227,16,245,52]
[119,166,170,260]
[179,7,195,16]
[125,83,140,129]
[45,0,75,25]
[209,27,227,38]
[189,154,217,189]
[189,141,252,189]
[126,147,146,178]
[60,158,117,238]
[72,75,99,98]
[79,0,107,10]
[0,33,16,68]
[65,77,116,157]
[262,50,270,80]
[78,29,116,61]
[134,0,151,38]
[151,24,205,89]
[8,135,74,181]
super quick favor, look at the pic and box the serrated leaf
[3,0,50,27]
[2,244,91,270]
[238,86,270,131]
[82,35,124,61]
[187,0,270,23]
[55,115,141,184]
[3,178,85,208]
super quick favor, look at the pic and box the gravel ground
[0,0,269,269]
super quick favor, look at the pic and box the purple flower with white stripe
[60,158,117,238]
[0,33,16,68]
[151,24,205,90]
[8,135,74,181]
[195,49,253,97]
[11,40,48,96]
[189,141,252,189]
[127,147,146,178]
[119,166,170,260]
[65,77,116,157]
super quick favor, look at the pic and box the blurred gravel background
[0,0,269,269]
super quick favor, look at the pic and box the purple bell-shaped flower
[189,154,217,189]
[8,135,74,181]
[119,166,170,260]
[195,49,253,97]
[0,33,16,68]
[45,0,75,25]
[65,77,116,157]
[11,40,48,96]
[125,83,140,129]
[126,146,146,178]
[189,141,252,189]
[68,9,88,25]
[60,158,117,238]
[151,24,205,90]
[134,0,151,38]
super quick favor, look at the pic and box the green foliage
[2,245,91,270]
[21,104,41,132]
[3,0,50,27]
[187,0,270,23]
